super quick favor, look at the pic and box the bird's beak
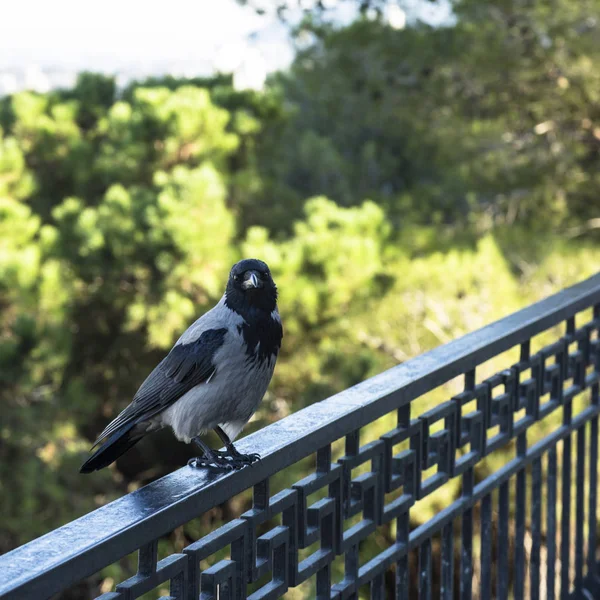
[242,270,262,290]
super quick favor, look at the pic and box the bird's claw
[229,452,261,467]
[214,449,261,466]
[187,452,260,471]
[187,456,235,471]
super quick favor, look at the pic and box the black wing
[92,328,228,446]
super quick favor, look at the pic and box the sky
[0,1,292,78]
[0,0,452,90]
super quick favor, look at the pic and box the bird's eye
[233,275,239,281]
[262,271,269,278]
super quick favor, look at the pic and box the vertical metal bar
[480,494,492,600]
[547,448,557,600]
[513,342,530,600]
[370,573,384,600]
[396,403,411,600]
[497,480,510,600]
[419,539,431,600]
[231,534,247,600]
[344,430,359,523]
[396,513,410,600]
[316,446,333,600]
[187,554,199,600]
[561,316,574,600]
[514,435,527,600]
[588,412,598,581]
[316,565,331,600]
[530,457,542,600]
[461,468,474,600]
[567,316,575,336]
[575,424,586,591]
[459,369,475,600]
[346,429,360,456]
[561,417,572,597]
[441,522,454,600]
[316,443,333,600]
[170,568,186,600]
[514,467,526,600]
[253,478,269,510]
[138,540,158,576]
[521,339,531,362]
[590,305,600,584]
[317,444,332,473]
[345,544,358,600]
[465,369,475,390]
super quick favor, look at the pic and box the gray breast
[157,315,277,443]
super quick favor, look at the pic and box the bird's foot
[187,455,235,471]
[227,451,261,468]
[213,449,260,467]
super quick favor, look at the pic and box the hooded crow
[80,259,282,473]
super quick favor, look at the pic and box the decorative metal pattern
[1,273,600,599]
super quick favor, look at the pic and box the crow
[80,259,282,473]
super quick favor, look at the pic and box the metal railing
[1,273,600,600]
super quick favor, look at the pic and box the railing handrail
[2,272,600,600]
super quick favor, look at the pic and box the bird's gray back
[177,296,243,344]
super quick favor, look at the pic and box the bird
[80,258,283,473]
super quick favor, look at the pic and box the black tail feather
[80,423,143,474]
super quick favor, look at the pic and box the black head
[225,258,278,316]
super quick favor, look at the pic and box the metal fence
[1,273,600,600]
